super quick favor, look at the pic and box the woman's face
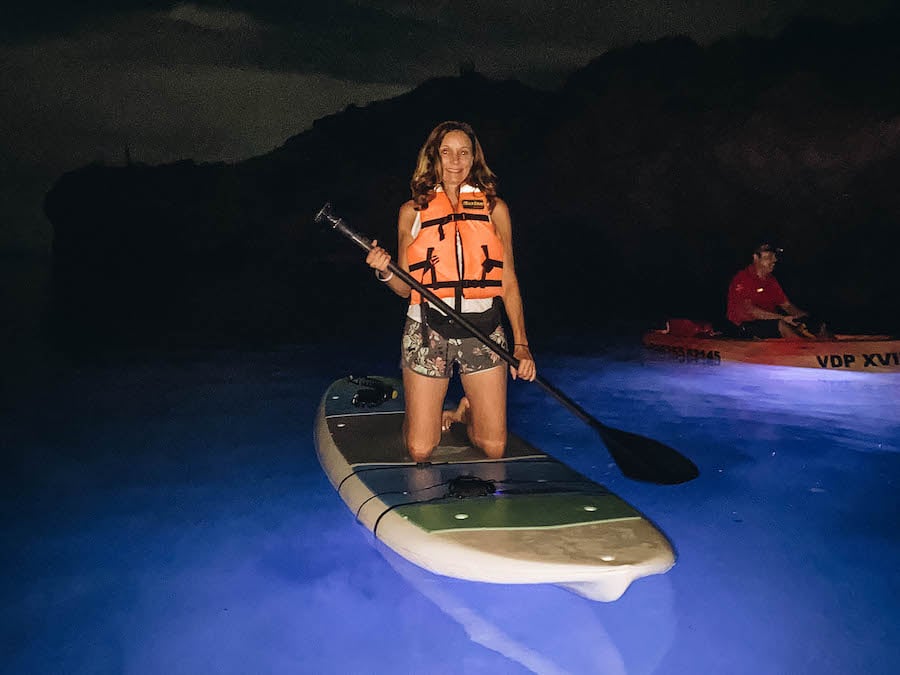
[437,130,474,185]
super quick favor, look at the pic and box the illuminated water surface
[3,342,898,674]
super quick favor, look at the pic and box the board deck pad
[315,376,675,601]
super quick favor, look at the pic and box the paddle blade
[594,424,699,485]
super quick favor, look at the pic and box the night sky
[2,1,892,178]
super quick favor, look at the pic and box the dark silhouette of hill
[45,15,900,351]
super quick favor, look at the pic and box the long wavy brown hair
[410,121,499,211]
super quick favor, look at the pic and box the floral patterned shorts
[400,317,507,378]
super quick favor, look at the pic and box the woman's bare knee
[405,428,441,462]
[471,433,506,459]
[402,368,448,462]
[460,367,507,459]
[405,433,439,462]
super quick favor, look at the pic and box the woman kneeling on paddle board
[365,120,536,463]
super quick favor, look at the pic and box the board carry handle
[315,203,700,486]
[347,375,398,408]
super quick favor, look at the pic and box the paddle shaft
[322,208,612,432]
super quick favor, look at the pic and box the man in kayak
[726,243,828,339]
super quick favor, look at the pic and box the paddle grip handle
[315,202,374,251]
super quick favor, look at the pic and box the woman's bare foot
[441,397,470,432]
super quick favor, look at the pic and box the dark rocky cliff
[46,16,900,349]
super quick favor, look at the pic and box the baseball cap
[754,242,784,255]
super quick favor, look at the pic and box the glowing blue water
[2,344,898,674]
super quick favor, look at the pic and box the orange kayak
[642,330,900,373]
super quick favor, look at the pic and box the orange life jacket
[407,187,504,306]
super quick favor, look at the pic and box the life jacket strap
[409,247,437,287]
[421,213,490,241]
[479,244,503,280]
[423,280,503,290]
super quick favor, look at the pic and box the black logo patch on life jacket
[461,199,485,209]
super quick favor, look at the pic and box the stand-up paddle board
[315,375,675,601]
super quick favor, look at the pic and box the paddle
[315,203,699,485]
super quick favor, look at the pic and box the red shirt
[726,265,787,325]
